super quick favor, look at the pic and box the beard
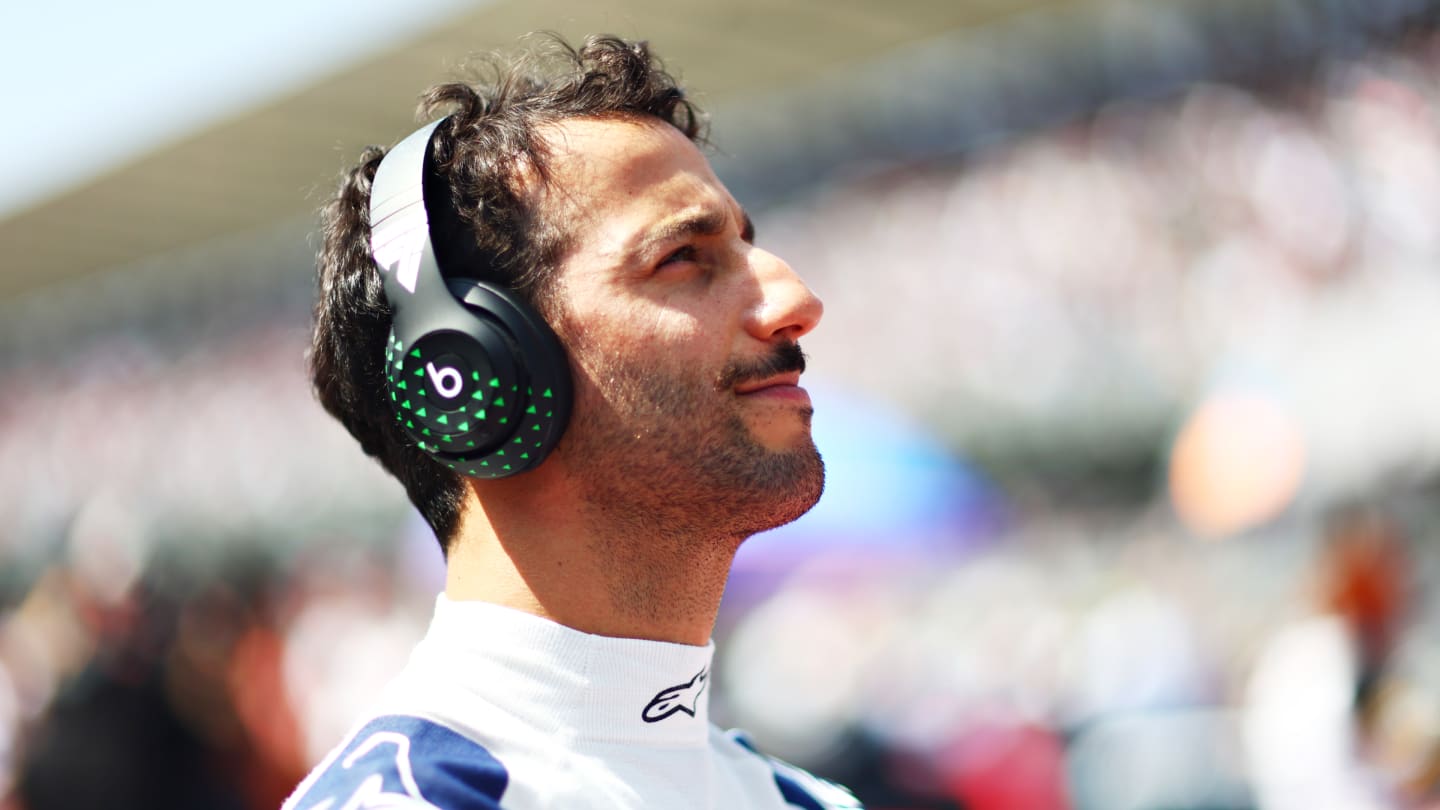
[555,340,825,545]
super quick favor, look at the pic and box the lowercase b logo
[426,361,465,400]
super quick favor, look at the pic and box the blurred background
[2,0,1439,807]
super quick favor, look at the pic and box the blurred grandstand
[2,0,1440,808]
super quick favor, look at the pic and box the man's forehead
[537,117,734,256]
[539,117,714,199]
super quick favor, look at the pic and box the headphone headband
[369,119,455,338]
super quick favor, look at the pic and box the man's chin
[743,448,825,536]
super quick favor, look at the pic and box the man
[287,34,861,809]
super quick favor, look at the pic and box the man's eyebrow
[649,209,727,245]
[633,207,754,256]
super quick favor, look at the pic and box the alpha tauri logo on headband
[642,667,708,723]
[373,228,425,295]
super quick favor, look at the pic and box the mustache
[716,341,807,391]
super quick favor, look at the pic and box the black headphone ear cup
[383,280,572,478]
[385,322,522,464]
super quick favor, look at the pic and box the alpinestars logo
[642,667,708,723]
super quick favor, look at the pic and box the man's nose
[744,247,823,343]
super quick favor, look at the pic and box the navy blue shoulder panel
[726,730,865,810]
[289,715,508,810]
[774,774,828,810]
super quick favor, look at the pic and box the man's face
[538,117,824,541]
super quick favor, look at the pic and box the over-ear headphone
[368,118,572,478]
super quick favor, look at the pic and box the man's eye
[659,245,697,267]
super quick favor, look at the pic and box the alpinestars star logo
[642,667,708,723]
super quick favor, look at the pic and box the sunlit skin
[547,117,822,457]
[445,117,824,646]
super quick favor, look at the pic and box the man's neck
[442,473,740,647]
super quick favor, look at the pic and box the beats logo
[424,353,471,406]
[426,361,465,400]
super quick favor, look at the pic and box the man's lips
[734,372,801,395]
[734,373,810,404]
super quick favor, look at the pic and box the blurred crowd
[781,32,1440,507]
[722,503,1440,810]
[3,16,1440,810]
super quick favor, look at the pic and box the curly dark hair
[310,34,706,552]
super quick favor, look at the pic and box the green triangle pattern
[415,407,427,417]
[401,400,412,410]
[543,388,553,398]
[414,368,424,377]
[526,405,536,414]
[397,380,407,390]
[410,348,422,358]
[437,414,449,425]
[493,397,505,407]
[488,377,501,388]
[457,421,469,431]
